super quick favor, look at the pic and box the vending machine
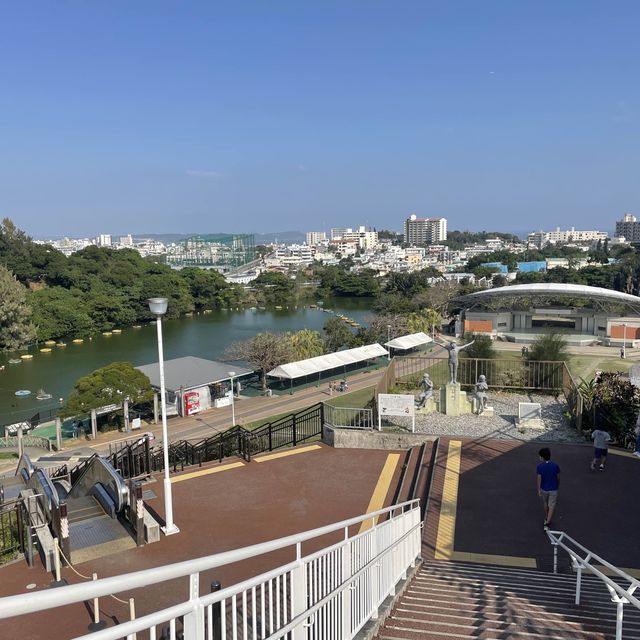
[184,391,201,416]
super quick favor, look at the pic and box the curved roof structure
[455,283,640,313]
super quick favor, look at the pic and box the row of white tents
[267,332,433,381]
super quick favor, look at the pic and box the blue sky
[1,1,639,237]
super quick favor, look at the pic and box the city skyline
[1,2,639,236]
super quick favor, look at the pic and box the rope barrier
[54,541,131,604]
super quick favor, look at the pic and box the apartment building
[404,215,447,246]
[615,213,640,243]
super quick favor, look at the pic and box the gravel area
[385,392,588,443]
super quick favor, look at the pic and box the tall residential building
[119,234,134,247]
[615,213,640,242]
[306,231,326,246]
[95,234,112,247]
[404,215,447,246]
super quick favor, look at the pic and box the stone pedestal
[440,382,473,416]
[479,406,495,417]
[416,397,438,414]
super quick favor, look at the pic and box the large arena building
[455,283,640,347]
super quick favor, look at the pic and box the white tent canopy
[384,332,433,351]
[267,343,388,380]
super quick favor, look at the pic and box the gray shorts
[541,490,558,509]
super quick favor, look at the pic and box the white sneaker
[633,451,640,457]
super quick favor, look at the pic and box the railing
[0,500,24,560]
[0,435,52,451]
[323,404,374,430]
[561,363,583,431]
[547,530,640,640]
[0,500,422,640]
[393,356,565,391]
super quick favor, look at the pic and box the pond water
[0,299,373,426]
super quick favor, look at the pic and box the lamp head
[228,371,236,377]
[148,298,169,316]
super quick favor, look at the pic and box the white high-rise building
[306,231,326,246]
[95,234,112,247]
[119,234,134,247]
[404,215,447,246]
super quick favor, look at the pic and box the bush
[461,333,496,360]
[591,372,640,448]
[526,332,569,362]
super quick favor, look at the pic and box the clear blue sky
[1,1,639,237]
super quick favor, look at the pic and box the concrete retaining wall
[323,426,437,450]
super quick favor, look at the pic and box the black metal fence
[0,501,24,562]
[103,404,325,480]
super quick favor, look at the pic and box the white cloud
[186,169,225,179]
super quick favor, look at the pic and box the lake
[0,299,373,426]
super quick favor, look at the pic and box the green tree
[287,329,324,359]
[29,287,94,341]
[406,308,441,335]
[527,332,569,362]
[62,362,153,420]
[225,332,293,391]
[180,267,235,309]
[253,272,295,306]
[0,265,37,350]
[323,317,356,352]
[591,373,640,447]
[460,333,496,359]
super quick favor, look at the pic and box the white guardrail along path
[547,530,640,640]
[0,499,422,640]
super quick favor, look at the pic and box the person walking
[591,428,611,471]
[635,414,640,457]
[537,447,560,530]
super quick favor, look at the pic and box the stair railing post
[292,414,297,447]
[575,565,582,605]
[290,542,307,640]
[341,528,352,638]
[616,600,624,640]
[553,544,558,574]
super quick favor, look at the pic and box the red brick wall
[464,320,493,333]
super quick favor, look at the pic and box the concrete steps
[375,560,640,640]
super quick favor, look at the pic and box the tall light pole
[148,298,179,536]
[228,371,236,426]
[387,324,391,361]
[623,323,627,359]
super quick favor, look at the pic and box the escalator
[1,452,152,568]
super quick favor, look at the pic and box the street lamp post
[387,324,391,361]
[148,298,179,536]
[623,323,627,359]
[228,371,236,426]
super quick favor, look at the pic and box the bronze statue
[435,338,475,383]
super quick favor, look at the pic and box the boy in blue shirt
[537,447,560,530]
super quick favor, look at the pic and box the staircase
[375,560,640,639]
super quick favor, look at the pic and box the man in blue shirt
[537,447,560,530]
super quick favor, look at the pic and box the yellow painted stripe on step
[254,444,322,463]
[593,564,640,579]
[358,453,401,533]
[171,461,245,483]
[434,440,462,560]
[451,551,537,568]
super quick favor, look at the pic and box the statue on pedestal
[416,373,434,408]
[475,374,489,413]
[435,338,475,383]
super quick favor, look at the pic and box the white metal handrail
[547,530,640,640]
[0,499,421,640]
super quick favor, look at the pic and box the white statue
[435,338,475,383]
[475,374,489,413]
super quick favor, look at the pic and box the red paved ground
[424,438,640,571]
[0,443,403,639]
